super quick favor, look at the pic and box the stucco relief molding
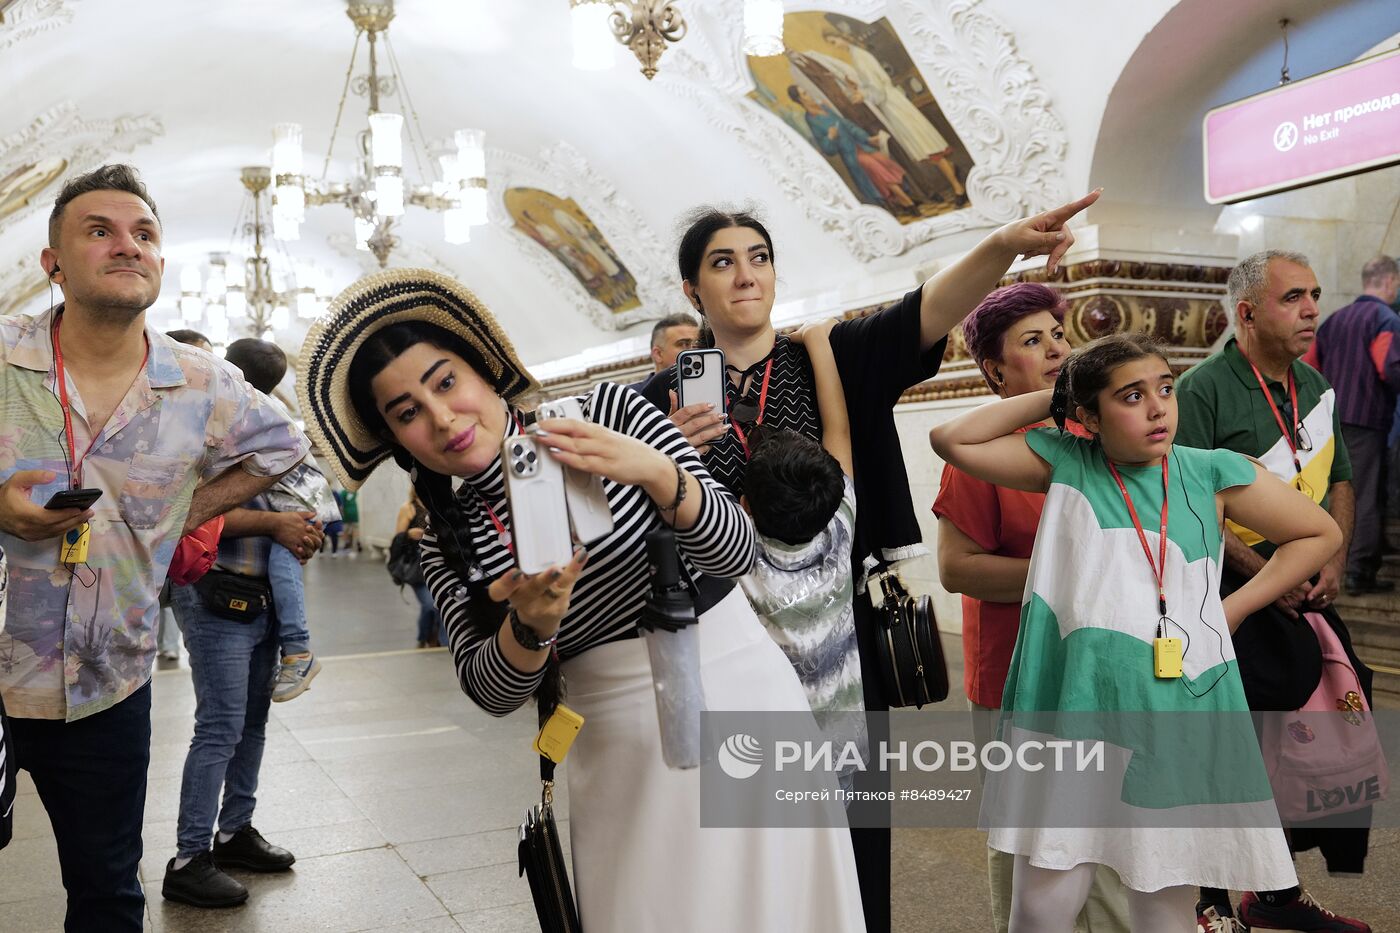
[0,0,74,51]
[0,251,49,316]
[485,143,672,332]
[660,0,1068,261]
[0,101,164,236]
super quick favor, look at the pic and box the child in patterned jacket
[739,319,866,794]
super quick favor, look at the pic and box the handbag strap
[537,704,557,798]
[879,569,907,605]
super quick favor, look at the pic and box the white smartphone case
[502,434,574,575]
[676,348,727,412]
[536,397,615,545]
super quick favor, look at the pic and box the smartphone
[503,434,575,575]
[536,397,615,545]
[676,348,727,413]
[44,487,103,511]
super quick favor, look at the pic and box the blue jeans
[410,582,444,643]
[10,681,151,932]
[171,582,278,858]
[268,542,310,657]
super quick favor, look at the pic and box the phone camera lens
[511,443,524,456]
[526,451,537,463]
[514,461,526,474]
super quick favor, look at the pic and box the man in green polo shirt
[1177,249,1353,611]
[1176,249,1370,933]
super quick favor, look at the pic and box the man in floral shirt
[0,165,308,930]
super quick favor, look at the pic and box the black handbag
[387,531,425,587]
[872,571,949,709]
[192,568,272,622]
[518,751,582,932]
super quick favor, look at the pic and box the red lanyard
[728,358,774,460]
[52,316,148,487]
[1243,356,1304,475]
[1106,455,1170,618]
[483,500,513,554]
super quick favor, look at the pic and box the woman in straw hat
[298,269,866,932]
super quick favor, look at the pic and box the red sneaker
[1197,903,1247,932]
[1238,889,1371,932]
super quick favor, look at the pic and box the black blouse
[640,286,946,577]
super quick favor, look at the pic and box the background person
[0,164,306,931]
[1177,250,1372,933]
[221,337,333,702]
[932,284,1129,933]
[648,312,700,373]
[1304,254,1400,595]
[640,189,1100,933]
[393,488,442,648]
[155,328,215,665]
[930,333,1341,933]
[161,480,323,908]
[299,269,866,932]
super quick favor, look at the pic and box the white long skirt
[561,587,867,932]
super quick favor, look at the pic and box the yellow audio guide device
[1153,636,1183,679]
[60,522,91,564]
[533,703,585,764]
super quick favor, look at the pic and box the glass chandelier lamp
[269,1,488,266]
[177,167,333,347]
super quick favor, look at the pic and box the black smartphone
[44,487,103,511]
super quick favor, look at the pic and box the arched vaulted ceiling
[1089,0,1400,227]
[1,0,1079,367]
[5,0,1395,371]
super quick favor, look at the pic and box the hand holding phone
[44,487,103,511]
[503,434,574,575]
[535,398,615,545]
[676,348,726,412]
[0,470,94,542]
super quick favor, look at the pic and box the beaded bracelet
[660,458,688,514]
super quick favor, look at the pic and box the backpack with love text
[1261,611,1389,824]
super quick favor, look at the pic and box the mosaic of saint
[504,188,640,314]
[747,12,973,222]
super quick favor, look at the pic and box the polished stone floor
[2,553,1396,932]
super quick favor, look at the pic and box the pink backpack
[1261,611,1389,823]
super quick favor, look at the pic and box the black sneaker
[212,825,296,872]
[162,851,248,908]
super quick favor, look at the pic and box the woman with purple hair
[931,283,1131,932]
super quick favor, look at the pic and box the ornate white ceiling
[1,0,1076,363]
[2,0,1391,368]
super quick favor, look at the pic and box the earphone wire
[1168,446,1228,699]
[47,304,99,586]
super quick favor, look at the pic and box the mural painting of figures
[504,187,641,314]
[747,12,973,223]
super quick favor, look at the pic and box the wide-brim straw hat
[296,268,539,491]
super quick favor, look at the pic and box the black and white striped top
[420,381,756,716]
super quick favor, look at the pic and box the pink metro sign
[1203,47,1400,205]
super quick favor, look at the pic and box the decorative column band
[536,258,1233,404]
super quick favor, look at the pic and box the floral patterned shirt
[0,308,309,721]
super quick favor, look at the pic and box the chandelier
[269,0,487,267]
[570,0,784,80]
[177,166,333,347]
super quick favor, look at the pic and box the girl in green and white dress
[929,333,1341,932]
